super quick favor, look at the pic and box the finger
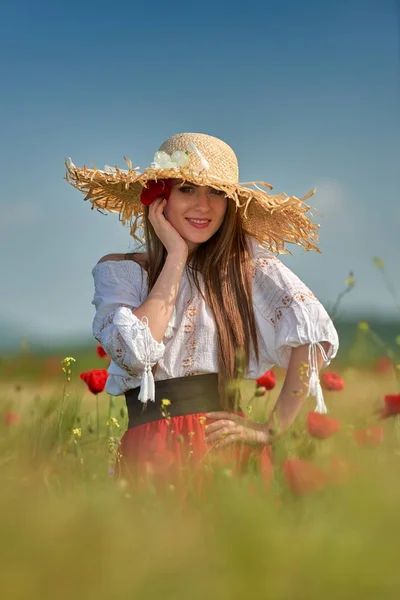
[215,426,259,449]
[149,196,165,210]
[150,197,166,215]
[148,199,167,227]
[205,425,238,444]
[205,419,236,434]
[206,411,239,421]
[214,432,244,450]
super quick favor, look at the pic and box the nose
[194,187,211,211]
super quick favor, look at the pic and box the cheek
[164,192,183,220]
[163,200,183,226]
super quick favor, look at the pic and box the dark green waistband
[125,373,222,428]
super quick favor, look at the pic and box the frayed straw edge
[65,159,320,253]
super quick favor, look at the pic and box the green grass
[1,346,400,599]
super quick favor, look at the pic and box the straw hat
[65,132,320,253]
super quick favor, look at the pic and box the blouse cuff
[274,322,338,414]
[113,307,165,404]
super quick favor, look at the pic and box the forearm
[132,252,187,343]
[266,386,306,437]
[266,342,331,437]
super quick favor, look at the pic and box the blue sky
[1,0,399,345]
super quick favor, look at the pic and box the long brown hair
[136,200,260,410]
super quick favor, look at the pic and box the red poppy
[354,425,384,447]
[307,412,341,439]
[256,370,276,390]
[96,344,108,359]
[80,369,108,395]
[321,372,344,391]
[374,356,393,375]
[3,410,21,426]
[282,458,327,495]
[380,394,400,418]
[140,179,173,206]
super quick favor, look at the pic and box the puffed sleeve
[91,260,166,402]
[252,247,339,413]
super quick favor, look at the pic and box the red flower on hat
[380,394,400,418]
[96,344,108,359]
[307,412,341,439]
[256,370,276,390]
[282,458,327,495]
[354,425,384,447]
[321,372,344,391]
[140,179,173,206]
[3,410,21,426]
[80,369,108,395]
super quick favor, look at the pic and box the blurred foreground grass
[1,342,400,600]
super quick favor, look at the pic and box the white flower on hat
[151,150,190,170]
[188,142,210,171]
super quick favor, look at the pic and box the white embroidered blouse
[92,236,339,412]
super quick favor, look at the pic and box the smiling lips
[185,218,211,229]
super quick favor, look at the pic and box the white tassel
[306,342,328,414]
[308,367,327,414]
[137,316,157,404]
[138,368,148,404]
[148,367,155,402]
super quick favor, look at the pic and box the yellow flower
[61,357,76,366]
[198,416,207,425]
[395,335,400,346]
[72,428,82,438]
[345,274,355,287]
[161,399,171,407]
[61,357,76,375]
[373,257,384,270]
[358,321,369,331]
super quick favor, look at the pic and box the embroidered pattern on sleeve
[252,255,319,328]
[94,305,140,378]
[270,289,317,325]
[182,293,200,375]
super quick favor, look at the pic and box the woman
[66,132,338,484]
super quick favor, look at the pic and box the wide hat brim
[65,159,320,254]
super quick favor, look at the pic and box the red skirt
[117,374,274,491]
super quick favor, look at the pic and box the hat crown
[158,132,239,183]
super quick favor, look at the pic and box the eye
[179,185,195,193]
[210,188,226,196]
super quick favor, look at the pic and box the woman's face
[163,180,228,251]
